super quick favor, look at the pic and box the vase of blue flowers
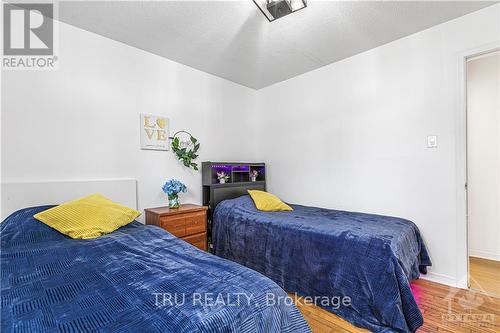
[162,179,187,209]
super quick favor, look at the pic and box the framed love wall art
[140,114,169,151]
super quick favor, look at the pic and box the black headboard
[202,162,266,251]
[202,161,266,213]
[206,182,265,213]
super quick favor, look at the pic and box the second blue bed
[212,195,431,333]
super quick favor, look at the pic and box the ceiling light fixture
[253,0,307,22]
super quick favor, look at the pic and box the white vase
[251,176,257,182]
[219,179,226,184]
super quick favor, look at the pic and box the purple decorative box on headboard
[205,163,265,185]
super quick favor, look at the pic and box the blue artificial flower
[162,179,187,196]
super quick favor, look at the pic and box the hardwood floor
[470,256,500,298]
[291,279,500,332]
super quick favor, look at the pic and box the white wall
[467,52,500,262]
[1,21,258,220]
[256,5,500,286]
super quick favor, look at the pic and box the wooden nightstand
[145,204,208,251]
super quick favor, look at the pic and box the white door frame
[456,42,499,289]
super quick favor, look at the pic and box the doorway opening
[466,49,500,297]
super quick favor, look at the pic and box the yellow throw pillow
[34,193,140,239]
[247,190,293,212]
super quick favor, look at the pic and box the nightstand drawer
[182,232,207,251]
[145,204,208,252]
[185,212,206,235]
[160,215,186,237]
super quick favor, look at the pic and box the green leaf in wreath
[170,132,200,171]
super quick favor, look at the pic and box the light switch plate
[427,135,437,148]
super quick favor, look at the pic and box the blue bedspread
[213,196,431,333]
[1,206,310,333]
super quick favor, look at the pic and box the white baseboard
[419,271,458,288]
[469,250,500,262]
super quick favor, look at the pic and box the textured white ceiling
[58,1,496,89]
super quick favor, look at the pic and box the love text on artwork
[143,116,167,141]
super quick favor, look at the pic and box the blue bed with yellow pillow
[213,194,431,333]
[1,203,310,332]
